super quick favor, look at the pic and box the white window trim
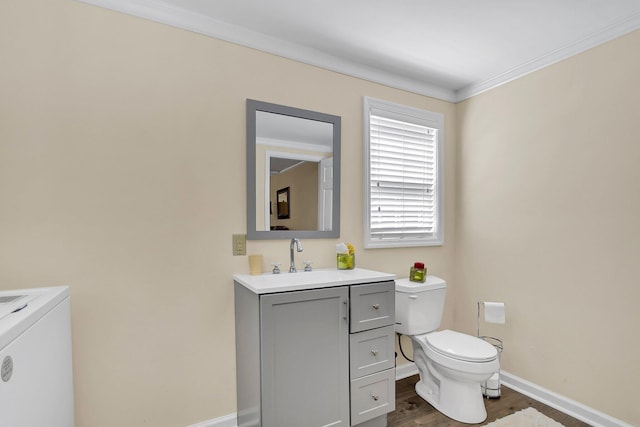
[363,97,444,249]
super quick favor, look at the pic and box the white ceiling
[81,0,640,102]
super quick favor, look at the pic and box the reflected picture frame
[277,187,290,219]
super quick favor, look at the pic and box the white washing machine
[0,286,74,427]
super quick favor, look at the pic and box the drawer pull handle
[372,394,379,401]
[372,304,380,310]
[371,349,378,356]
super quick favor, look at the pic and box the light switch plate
[232,234,246,256]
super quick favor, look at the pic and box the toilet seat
[425,330,497,362]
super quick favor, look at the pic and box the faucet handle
[271,263,281,274]
[303,261,313,272]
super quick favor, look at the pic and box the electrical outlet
[232,234,246,256]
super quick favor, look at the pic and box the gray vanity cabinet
[234,277,395,427]
[260,287,350,427]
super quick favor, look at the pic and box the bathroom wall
[455,30,640,425]
[0,1,456,426]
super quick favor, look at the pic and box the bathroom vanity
[234,268,396,427]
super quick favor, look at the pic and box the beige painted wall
[0,1,456,426]
[455,30,640,425]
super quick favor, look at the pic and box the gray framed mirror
[247,99,341,240]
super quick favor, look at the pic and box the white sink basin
[233,268,396,294]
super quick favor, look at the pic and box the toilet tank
[395,276,446,336]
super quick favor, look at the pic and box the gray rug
[483,407,565,426]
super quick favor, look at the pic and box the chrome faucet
[289,238,303,273]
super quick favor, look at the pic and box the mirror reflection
[247,100,341,240]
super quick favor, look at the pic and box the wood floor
[388,375,591,426]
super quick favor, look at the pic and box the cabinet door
[260,287,350,427]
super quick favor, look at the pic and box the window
[363,97,444,248]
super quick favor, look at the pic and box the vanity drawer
[350,281,395,333]
[350,325,395,380]
[350,368,396,426]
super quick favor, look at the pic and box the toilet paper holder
[476,301,504,345]
[477,302,504,398]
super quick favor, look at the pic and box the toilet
[395,276,499,424]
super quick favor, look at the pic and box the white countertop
[0,286,69,350]
[233,268,396,294]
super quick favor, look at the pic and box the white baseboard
[186,412,236,427]
[188,365,633,427]
[395,362,419,380]
[500,371,633,427]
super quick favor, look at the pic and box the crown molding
[77,0,640,104]
[76,0,457,102]
[455,10,640,102]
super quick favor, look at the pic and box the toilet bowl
[411,330,499,423]
[395,277,500,424]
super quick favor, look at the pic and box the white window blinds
[364,97,444,248]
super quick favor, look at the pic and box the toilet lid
[425,330,497,362]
